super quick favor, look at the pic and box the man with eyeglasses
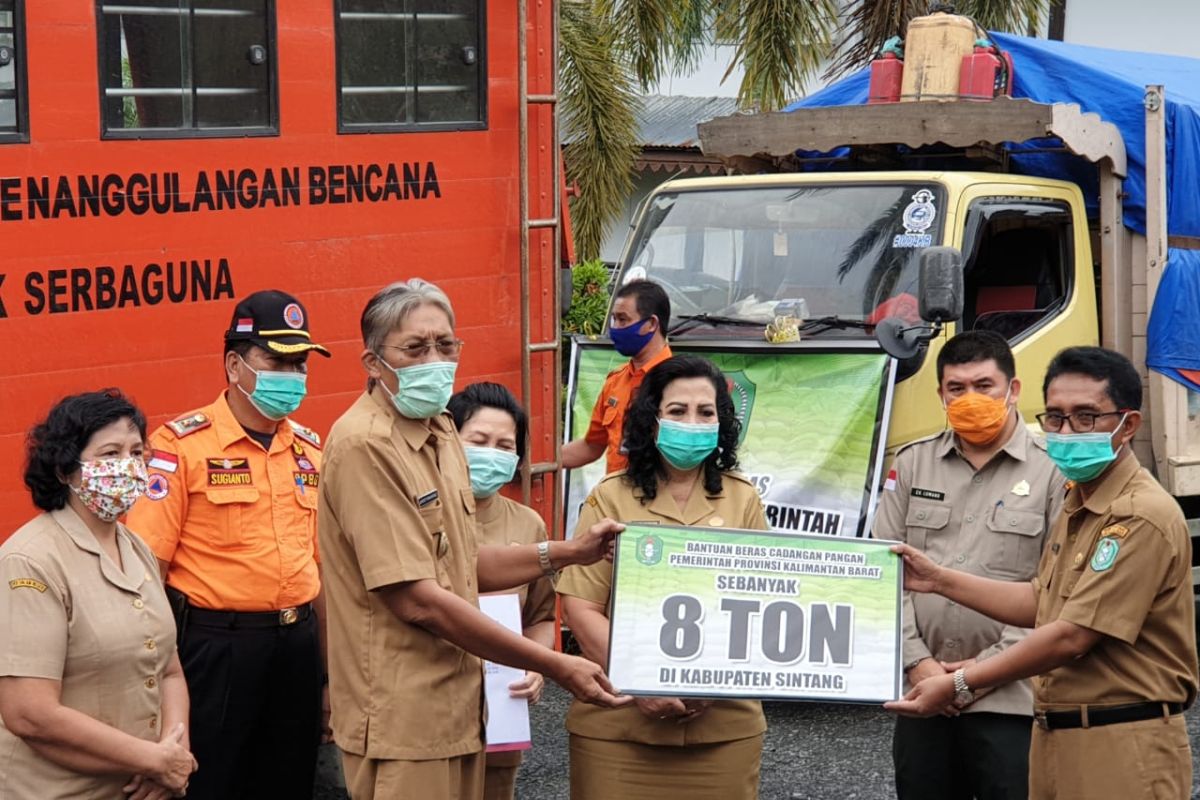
[317,279,631,800]
[872,330,1064,800]
[887,346,1197,800]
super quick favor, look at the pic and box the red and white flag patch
[884,468,897,492]
[147,450,179,474]
[236,317,254,333]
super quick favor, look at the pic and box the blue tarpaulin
[784,34,1200,391]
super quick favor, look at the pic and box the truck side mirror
[918,246,964,323]
[875,247,964,360]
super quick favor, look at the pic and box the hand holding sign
[890,543,945,594]
[884,672,956,718]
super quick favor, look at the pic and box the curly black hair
[23,389,147,512]
[621,355,740,501]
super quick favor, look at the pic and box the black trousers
[179,611,322,800]
[893,712,1031,800]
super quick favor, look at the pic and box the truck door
[954,189,1098,420]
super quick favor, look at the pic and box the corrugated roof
[636,95,740,148]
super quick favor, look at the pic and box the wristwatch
[952,667,975,707]
[536,541,558,579]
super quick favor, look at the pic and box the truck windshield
[617,183,946,334]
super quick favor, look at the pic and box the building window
[97,1,277,138]
[336,0,486,133]
[0,0,27,142]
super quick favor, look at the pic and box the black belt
[1033,701,1187,731]
[186,602,313,629]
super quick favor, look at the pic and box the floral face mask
[71,457,149,522]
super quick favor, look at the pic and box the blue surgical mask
[1045,415,1127,482]
[238,356,307,420]
[656,419,719,470]
[377,357,457,419]
[609,317,655,357]
[464,446,520,498]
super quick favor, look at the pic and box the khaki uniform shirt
[872,423,1065,715]
[558,471,768,746]
[1032,453,1198,709]
[475,494,555,631]
[127,392,322,611]
[319,387,483,760]
[0,507,175,799]
[476,494,556,769]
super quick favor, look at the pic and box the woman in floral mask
[0,389,195,800]
[448,382,556,800]
[557,355,769,800]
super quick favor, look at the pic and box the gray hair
[360,278,456,353]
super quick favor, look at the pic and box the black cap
[224,290,332,357]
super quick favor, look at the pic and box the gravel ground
[314,683,1200,799]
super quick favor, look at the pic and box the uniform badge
[1090,537,1120,572]
[206,457,252,486]
[283,302,305,329]
[146,474,170,501]
[289,421,322,449]
[883,469,897,492]
[147,450,179,474]
[8,578,47,592]
[166,413,211,438]
[1072,552,1084,567]
[585,494,599,508]
[1011,480,1030,497]
[1101,524,1130,539]
[708,516,725,527]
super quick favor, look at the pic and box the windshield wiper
[668,313,765,336]
[799,316,875,335]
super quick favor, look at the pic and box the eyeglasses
[1036,410,1129,433]
[381,339,464,360]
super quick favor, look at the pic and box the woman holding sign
[448,383,557,800]
[558,355,768,800]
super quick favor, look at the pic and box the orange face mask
[944,390,1011,446]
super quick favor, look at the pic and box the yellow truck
[587,33,1200,592]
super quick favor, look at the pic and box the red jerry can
[959,44,1015,100]
[868,52,904,104]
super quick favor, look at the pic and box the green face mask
[378,357,457,419]
[656,419,719,470]
[464,445,520,498]
[238,355,307,420]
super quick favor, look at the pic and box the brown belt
[1033,701,1187,731]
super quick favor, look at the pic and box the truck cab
[615,171,1097,453]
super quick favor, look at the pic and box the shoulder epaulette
[724,471,755,487]
[289,420,323,449]
[165,411,212,439]
[895,430,944,456]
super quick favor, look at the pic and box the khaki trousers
[1029,713,1191,800]
[342,749,486,800]
[568,733,763,800]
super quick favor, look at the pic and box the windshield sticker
[893,189,937,249]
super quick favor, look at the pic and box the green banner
[565,340,892,539]
[608,524,902,703]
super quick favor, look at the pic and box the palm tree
[561,0,1046,261]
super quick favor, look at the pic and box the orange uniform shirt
[126,393,322,611]
[584,345,672,474]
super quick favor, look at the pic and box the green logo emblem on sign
[635,534,663,566]
[724,371,757,446]
[1090,536,1120,572]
